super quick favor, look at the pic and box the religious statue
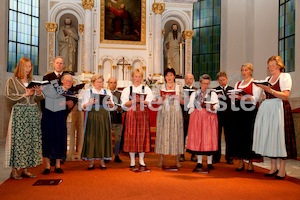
[163,24,184,76]
[57,18,79,72]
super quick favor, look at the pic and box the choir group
[4,55,296,180]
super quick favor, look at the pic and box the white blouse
[120,84,154,107]
[266,73,292,91]
[187,89,219,114]
[234,78,262,105]
[81,88,114,110]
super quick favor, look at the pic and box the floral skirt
[5,104,42,169]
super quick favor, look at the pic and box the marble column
[82,0,94,73]
[45,22,57,71]
[183,30,194,74]
[152,3,165,76]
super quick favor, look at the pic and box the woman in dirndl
[155,67,184,168]
[228,63,263,173]
[186,74,219,169]
[120,68,153,168]
[81,74,114,170]
[5,57,43,179]
[253,56,297,179]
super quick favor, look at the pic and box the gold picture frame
[100,0,146,45]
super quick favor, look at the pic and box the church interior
[0,0,300,199]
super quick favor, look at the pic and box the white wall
[220,0,299,103]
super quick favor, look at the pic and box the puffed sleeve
[187,91,196,114]
[81,89,91,110]
[210,91,219,112]
[251,83,262,105]
[120,86,130,107]
[279,73,292,91]
[144,86,154,103]
[5,77,27,106]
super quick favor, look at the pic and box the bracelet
[271,90,274,94]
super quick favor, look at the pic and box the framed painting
[100,0,146,45]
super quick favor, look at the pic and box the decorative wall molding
[82,0,94,10]
[183,30,194,39]
[152,3,165,15]
[45,22,57,32]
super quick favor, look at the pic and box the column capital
[82,0,94,10]
[79,24,84,34]
[152,3,165,15]
[45,22,57,32]
[183,30,194,39]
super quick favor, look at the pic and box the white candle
[160,75,164,83]
[81,73,85,80]
[108,74,111,79]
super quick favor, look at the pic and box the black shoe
[196,163,202,169]
[208,164,214,169]
[139,163,146,168]
[275,172,286,180]
[104,160,110,163]
[235,166,244,171]
[88,165,95,170]
[275,175,286,180]
[247,169,254,173]
[100,166,106,170]
[54,168,64,173]
[42,168,50,175]
[226,160,234,165]
[114,155,122,163]
[264,170,279,177]
[130,165,135,169]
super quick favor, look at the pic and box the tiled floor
[0,138,299,185]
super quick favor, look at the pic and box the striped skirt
[123,105,150,153]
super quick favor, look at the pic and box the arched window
[192,0,221,80]
[279,0,295,72]
[8,0,39,75]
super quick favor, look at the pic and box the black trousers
[214,112,232,162]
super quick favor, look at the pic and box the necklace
[166,83,174,90]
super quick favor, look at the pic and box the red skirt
[123,106,150,153]
[186,109,218,154]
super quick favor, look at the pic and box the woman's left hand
[33,85,43,95]
[66,100,74,109]
[257,84,271,92]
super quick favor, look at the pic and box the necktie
[57,74,61,78]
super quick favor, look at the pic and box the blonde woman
[228,63,263,173]
[253,56,296,179]
[5,57,43,179]
[81,74,114,170]
[121,68,153,168]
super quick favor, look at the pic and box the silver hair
[199,74,211,82]
[61,73,73,82]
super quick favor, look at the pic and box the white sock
[139,152,145,166]
[129,152,135,166]
[197,155,203,164]
[207,155,212,164]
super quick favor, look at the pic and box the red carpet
[0,153,300,200]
